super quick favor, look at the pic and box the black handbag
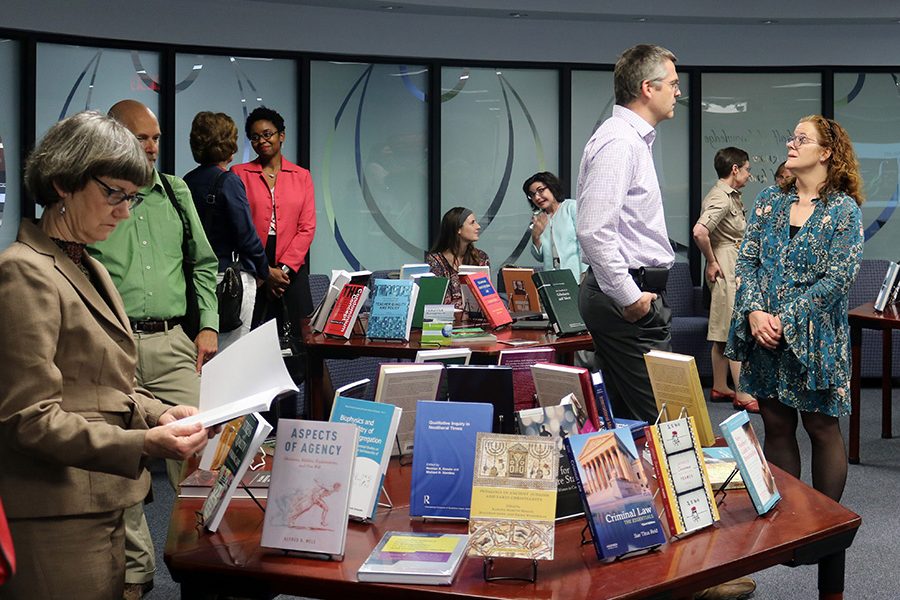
[217,258,243,333]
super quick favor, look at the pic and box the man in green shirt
[88,99,218,599]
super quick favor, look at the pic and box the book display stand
[394,432,413,466]
[577,524,662,560]
[482,557,538,583]
[713,467,742,504]
[377,486,394,511]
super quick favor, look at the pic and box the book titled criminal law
[374,362,443,455]
[261,419,358,559]
[468,432,558,560]
[720,411,781,515]
[645,417,720,537]
[531,269,586,335]
[330,396,401,521]
[498,346,555,412]
[357,531,469,585]
[323,283,369,339]
[516,404,583,520]
[409,401,493,520]
[366,279,419,341]
[643,350,716,446]
[200,412,273,533]
[564,429,665,560]
[459,273,513,329]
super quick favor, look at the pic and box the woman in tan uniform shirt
[693,147,758,413]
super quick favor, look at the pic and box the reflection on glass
[174,54,297,178]
[441,66,559,274]
[310,61,429,273]
[571,70,690,259]
[834,72,900,260]
[0,39,21,250]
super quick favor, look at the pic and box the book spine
[644,426,680,537]
[534,280,559,331]
[591,377,615,430]
[564,438,605,560]
[580,371,602,430]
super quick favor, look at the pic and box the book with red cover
[460,273,513,329]
[323,283,369,338]
[498,347,555,411]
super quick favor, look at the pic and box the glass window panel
[36,43,160,143]
[571,70,690,260]
[310,61,429,273]
[0,39,21,250]
[174,54,297,179]
[834,72,900,261]
[441,66,559,273]
[700,72,821,208]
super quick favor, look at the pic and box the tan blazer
[0,220,169,519]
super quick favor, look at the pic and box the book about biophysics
[719,411,781,515]
[261,419,358,559]
[516,404,583,520]
[643,350,716,446]
[357,531,469,585]
[564,429,665,560]
[367,279,419,341]
[410,401,493,520]
[645,417,720,537]
[330,396,401,520]
[468,432,558,560]
[200,412,273,532]
[531,269,586,335]
[459,273,513,329]
[498,346,555,412]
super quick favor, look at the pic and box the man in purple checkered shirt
[575,44,680,424]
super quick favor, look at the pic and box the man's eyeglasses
[527,185,547,200]
[786,134,820,148]
[92,176,143,209]
[249,130,280,143]
[653,78,680,93]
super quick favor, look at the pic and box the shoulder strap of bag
[159,171,193,247]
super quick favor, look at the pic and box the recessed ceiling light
[761,19,777,24]
[635,17,647,22]
[509,12,527,18]
[381,5,398,10]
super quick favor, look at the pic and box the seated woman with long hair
[424,207,490,309]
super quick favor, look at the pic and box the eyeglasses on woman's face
[786,134,820,148]
[249,129,280,143]
[92,176,143,209]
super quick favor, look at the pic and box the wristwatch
[280,264,293,276]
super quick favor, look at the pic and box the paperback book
[261,419,358,559]
[399,263,432,280]
[516,404,583,520]
[644,417,720,537]
[357,532,469,585]
[179,462,271,499]
[531,269,586,335]
[643,350,716,446]
[446,364,516,434]
[719,411,781,515]
[311,269,372,332]
[415,348,471,401]
[564,429,665,560]
[410,401,494,519]
[468,432,558,560]
[373,363,443,455]
[329,396,402,520]
[323,283,369,339]
[200,412,273,532]
[498,346,555,411]
[366,279,419,341]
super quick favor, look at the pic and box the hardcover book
[373,363,443,455]
[414,348,471,401]
[411,276,449,328]
[399,263,432,280]
[643,350,716,446]
[874,261,899,312]
[468,432,558,560]
[719,411,781,515]
[446,364,516,434]
[458,265,490,317]
[357,531,469,585]
[498,346,555,411]
[329,396,402,520]
[323,283,369,339]
[366,279,419,341]
[311,269,372,332]
[530,362,600,432]
[702,447,745,491]
[410,401,494,520]
[591,370,648,440]
[564,429,665,560]
[501,267,542,313]
[460,273,513,329]
[200,412,273,532]
[531,269,586,335]
[261,419,358,559]
[644,417,720,537]
[516,404,583,520]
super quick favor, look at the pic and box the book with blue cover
[564,429,665,560]
[366,279,418,341]
[591,369,648,439]
[330,396,402,520]
[719,411,781,515]
[410,401,494,520]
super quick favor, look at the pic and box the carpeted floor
[144,386,900,599]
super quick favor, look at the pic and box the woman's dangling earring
[58,202,66,216]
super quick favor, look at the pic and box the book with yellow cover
[468,433,558,560]
[643,350,715,446]
[644,417,719,537]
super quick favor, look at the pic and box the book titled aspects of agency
[357,531,469,585]
[261,419,358,559]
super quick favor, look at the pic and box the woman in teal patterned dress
[726,115,864,504]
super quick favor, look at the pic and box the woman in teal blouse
[524,172,585,278]
[726,115,864,503]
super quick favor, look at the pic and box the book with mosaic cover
[467,432,558,560]
[643,350,715,446]
[366,279,419,341]
[644,416,720,537]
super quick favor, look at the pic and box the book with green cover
[411,276,449,328]
[531,269,586,335]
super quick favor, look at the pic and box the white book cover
[200,412,273,532]
[357,531,469,585]
[874,261,899,312]
[312,270,352,332]
[261,419,358,558]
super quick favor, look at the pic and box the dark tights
[758,397,847,502]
